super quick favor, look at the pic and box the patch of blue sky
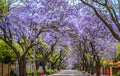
[67,0,81,5]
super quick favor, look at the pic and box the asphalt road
[49,70,89,76]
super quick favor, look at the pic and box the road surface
[49,70,89,76]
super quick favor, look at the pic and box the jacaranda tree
[0,0,74,76]
[80,0,120,42]
[67,5,118,75]
[0,0,119,76]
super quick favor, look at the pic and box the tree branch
[81,0,120,41]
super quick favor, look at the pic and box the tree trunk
[51,63,55,70]
[35,60,39,70]
[96,58,100,76]
[18,59,26,76]
[42,64,46,73]
[2,60,3,76]
[85,61,88,72]
[90,61,94,75]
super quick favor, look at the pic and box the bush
[81,71,86,74]
[117,70,120,76]
[54,69,58,72]
[10,70,17,76]
[113,71,120,76]
[45,69,54,74]
[45,69,58,74]
[34,70,38,76]
[27,70,33,75]
[26,70,38,75]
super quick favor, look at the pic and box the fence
[0,63,14,76]
[100,67,120,76]
[100,67,112,76]
[0,61,35,76]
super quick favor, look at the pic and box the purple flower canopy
[0,0,118,59]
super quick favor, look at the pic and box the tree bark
[96,57,100,76]
[18,59,26,76]
[42,64,46,73]
[35,60,39,70]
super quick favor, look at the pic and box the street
[49,70,89,76]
